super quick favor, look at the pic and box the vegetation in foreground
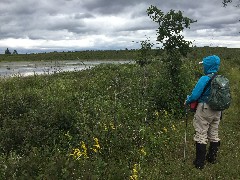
[0,47,239,179]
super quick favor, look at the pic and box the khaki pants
[193,103,221,144]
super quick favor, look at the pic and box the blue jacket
[186,55,220,105]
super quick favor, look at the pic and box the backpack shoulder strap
[202,73,217,94]
[207,73,218,79]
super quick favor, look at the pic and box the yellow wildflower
[103,123,108,131]
[154,111,159,117]
[164,110,168,116]
[172,124,176,131]
[110,122,116,130]
[69,148,81,159]
[69,141,89,160]
[92,148,98,153]
[163,127,168,133]
[140,147,147,156]
[130,175,138,180]
[64,131,72,141]
[91,137,101,153]
[81,141,88,158]
[130,164,139,180]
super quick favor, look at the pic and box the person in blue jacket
[184,55,222,170]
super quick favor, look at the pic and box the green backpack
[207,74,231,111]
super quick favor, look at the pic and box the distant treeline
[0,47,239,62]
[0,50,140,62]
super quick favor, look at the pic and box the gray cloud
[0,0,239,53]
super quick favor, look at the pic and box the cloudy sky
[0,0,239,54]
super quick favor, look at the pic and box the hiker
[184,55,222,170]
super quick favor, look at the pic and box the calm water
[0,60,131,78]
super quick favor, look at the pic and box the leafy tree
[223,0,232,6]
[135,36,154,67]
[147,6,196,114]
[223,0,240,7]
[5,48,11,55]
[147,6,196,77]
[13,50,18,54]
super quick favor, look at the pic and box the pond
[0,60,132,78]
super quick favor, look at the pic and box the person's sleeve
[186,76,210,105]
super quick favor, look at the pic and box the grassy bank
[0,48,239,179]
